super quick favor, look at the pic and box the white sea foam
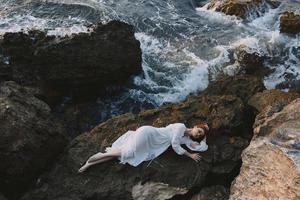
[248,7,279,31]
[133,32,209,105]
[263,30,300,90]
[196,4,241,25]
[231,37,266,55]
[0,14,48,34]
[47,24,89,36]
[0,14,89,36]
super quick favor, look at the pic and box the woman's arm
[182,136,208,152]
[171,135,186,155]
[171,124,187,155]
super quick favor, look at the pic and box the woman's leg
[78,156,115,173]
[78,149,121,173]
[86,152,103,163]
[87,149,121,163]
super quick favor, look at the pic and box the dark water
[0,0,299,126]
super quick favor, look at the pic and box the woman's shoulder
[167,123,186,129]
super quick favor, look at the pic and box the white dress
[105,123,208,166]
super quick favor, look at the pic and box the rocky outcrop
[280,11,300,34]
[203,75,265,103]
[229,98,300,199]
[248,89,300,112]
[0,81,68,199]
[0,21,142,104]
[21,92,253,200]
[221,45,272,78]
[206,0,280,19]
[233,45,272,76]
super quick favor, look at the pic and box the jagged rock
[206,47,267,102]
[222,45,271,77]
[280,11,300,34]
[191,185,229,200]
[0,81,68,199]
[20,93,252,200]
[248,89,300,112]
[229,98,300,200]
[203,75,265,103]
[233,45,272,76]
[206,0,280,19]
[0,20,142,104]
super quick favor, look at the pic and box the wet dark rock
[20,93,252,200]
[0,20,142,105]
[280,11,300,34]
[233,45,272,76]
[61,100,105,138]
[206,0,280,19]
[0,81,68,199]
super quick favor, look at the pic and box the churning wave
[0,0,299,114]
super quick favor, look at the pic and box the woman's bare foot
[78,163,90,173]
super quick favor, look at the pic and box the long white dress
[105,123,208,166]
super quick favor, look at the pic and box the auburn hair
[191,122,209,142]
[195,123,209,135]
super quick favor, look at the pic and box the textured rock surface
[21,93,252,200]
[280,11,300,34]
[203,75,265,103]
[206,0,280,19]
[248,89,300,112]
[229,98,300,200]
[0,21,142,104]
[191,185,229,200]
[132,182,188,200]
[233,45,271,76]
[0,81,68,198]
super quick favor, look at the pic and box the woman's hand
[203,123,209,131]
[189,153,202,162]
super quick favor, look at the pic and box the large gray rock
[229,98,300,200]
[0,20,142,104]
[0,81,68,198]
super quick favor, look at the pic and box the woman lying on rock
[78,122,209,173]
